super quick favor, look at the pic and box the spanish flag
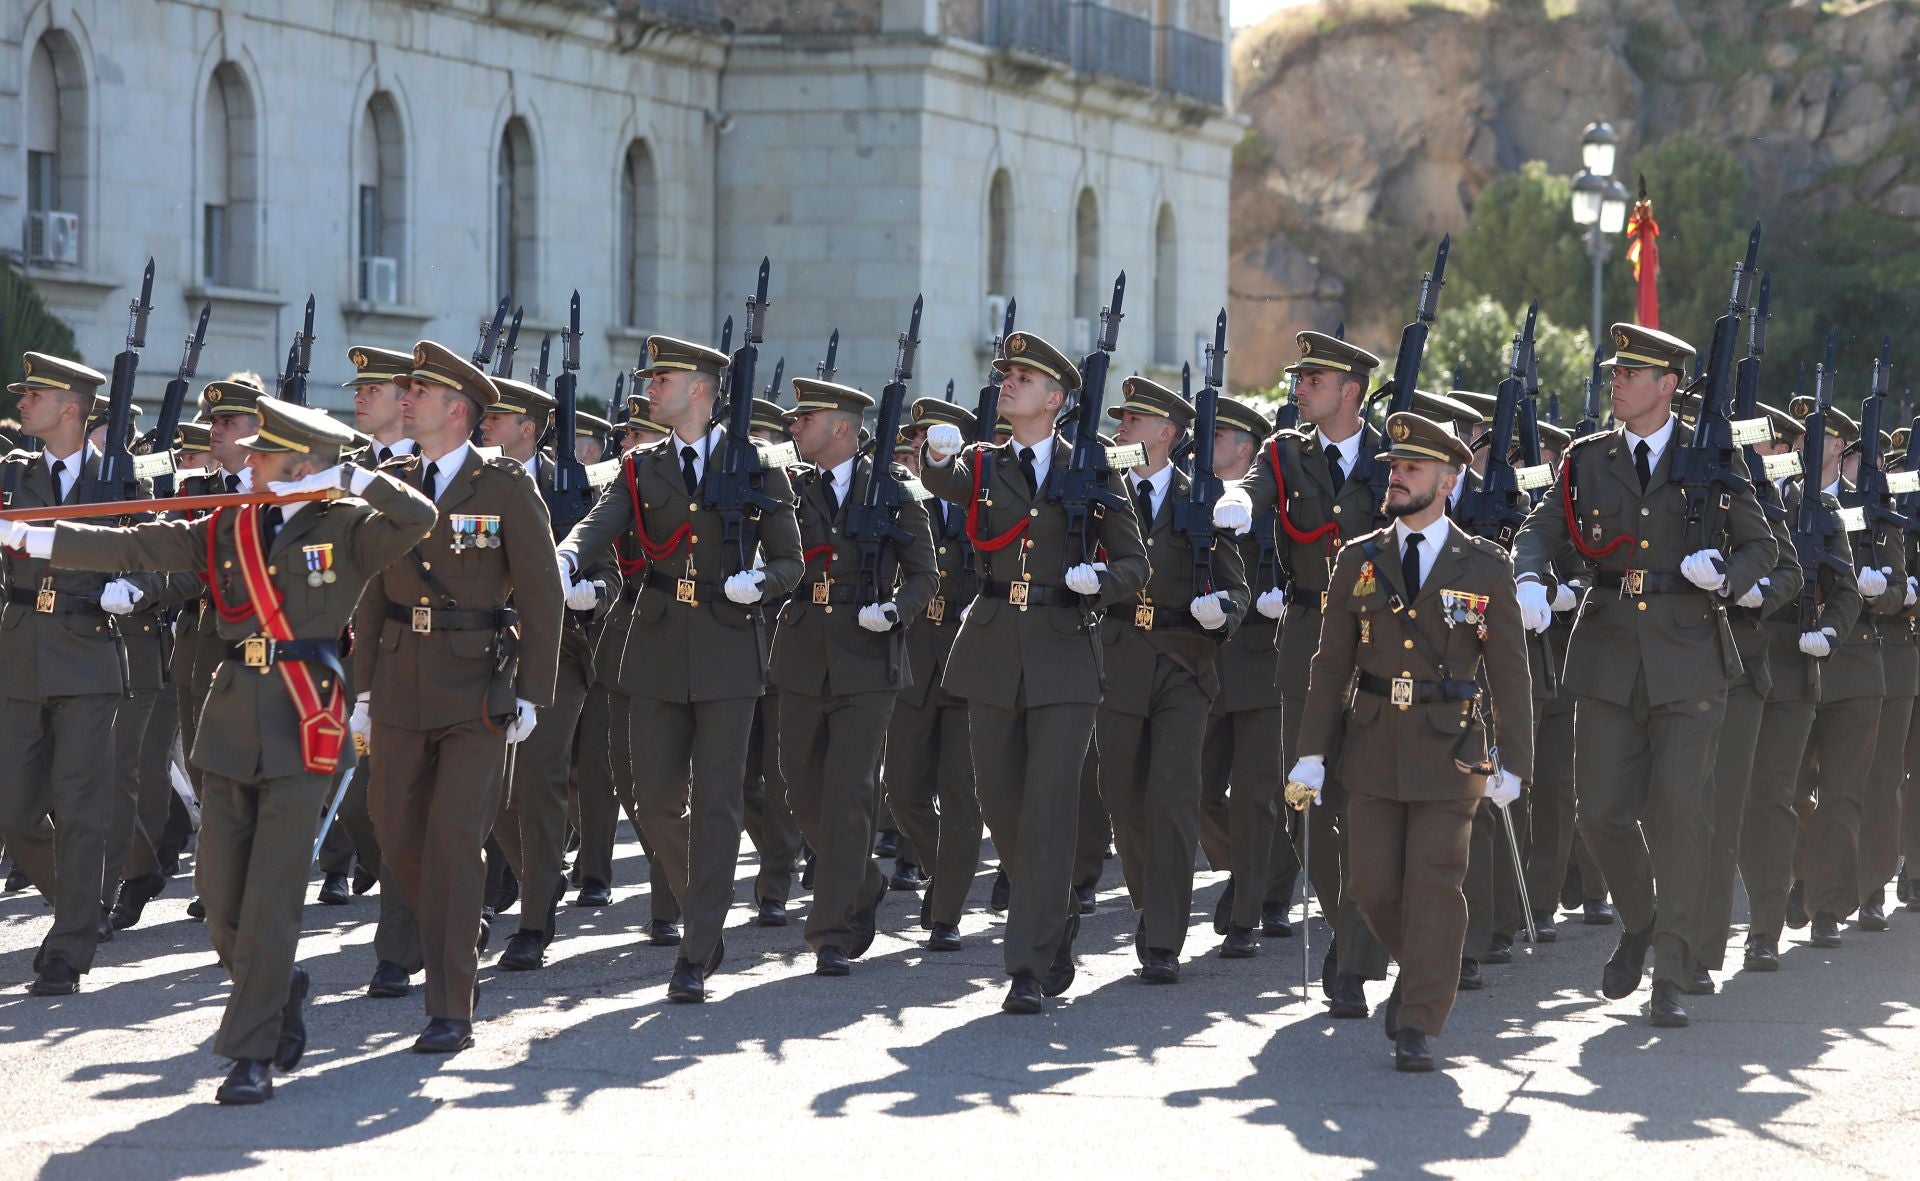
[1624,174,1660,329]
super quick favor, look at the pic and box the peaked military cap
[485,377,556,421]
[1765,402,1806,442]
[1109,375,1195,428]
[910,396,973,433]
[200,377,266,418]
[343,346,414,386]
[626,393,669,435]
[408,340,493,416]
[1892,425,1911,455]
[1788,395,1860,442]
[1447,390,1496,418]
[175,421,212,453]
[88,394,143,421]
[238,395,360,456]
[993,331,1083,393]
[1376,411,1473,468]
[638,335,729,380]
[894,431,917,454]
[747,398,789,436]
[1215,396,1269,437]
[1603,322,1694,371]
[9,352,106,397]
[1411,389,1484,428]
[786,378,874,418]
[576,412,612,440]
[1536,421,1572,455]
[1285,332,1382,377]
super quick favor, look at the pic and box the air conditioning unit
[1070,317,1095,355]
[985,293,1010,347]
[26,211,80,266]
[359,255,400,305]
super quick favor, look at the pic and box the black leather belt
[1355,670,1479,705]
[1593,570,1697,596]
[225,637,345,677]
[384,603,517,633]
[7,585,105,617]
[1123,603,1202,632]
[796,581,864,605]
[979,579,1078,608]
[641,570,725,603]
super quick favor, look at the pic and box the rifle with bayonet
[493,307,524,380]
[279,295,315,407]
[1793,333,1853,691]
[136,301,210,499]
[1574,345,1606,440]
[1456,301,1536,546]
[528,334,553,393]
[707,260,782,575]
[1173,310,1227,596]
[1732,273,1785,524]
[1672,222,1761,564]
[1838,334,1908,566]
[763,357,785,402]
[1050,272,1130,571]
[818,329,839,382]
[544,292,594,540]
[474,295,511,372]
[962,299,1016,594]
[77,259,154,506]
[846,296,923,609]
[1355,237,1448,520]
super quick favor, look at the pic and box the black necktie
[49,459,66,501]
[422,462,438,501]
[681,446,699,496]
[1134,479,1154,524]
[823,476,840,520]
[1634,440,1652,491]
[1018,446,1037,497]
[224,472,240,494]
[378,446,394,465]
[1326,443,1344,488]
[1402,531,1425,600]
[262,506,283,550]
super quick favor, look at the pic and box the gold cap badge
[1301,339,1313,356]
[1613,328,1630,349]
[413,344,429,365]
[1009,336,1026,354]
[1390,419,1410,442]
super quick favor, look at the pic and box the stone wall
[720,0,884,35]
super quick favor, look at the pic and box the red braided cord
[1267,439,1340,546]
[200,508,259,624]
[1559,454,1637,560]
[964,449,1029,552]
[620,451,692,570]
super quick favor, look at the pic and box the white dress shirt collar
[1623,415,1676,469]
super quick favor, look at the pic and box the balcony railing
[1162,26,1224,106]
[1074,3,1154,90]
[612,0,720,26]
[988,0,1073,63]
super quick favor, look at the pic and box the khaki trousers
[0,693,120,974]
[1348,792,1478,1036]
[780,689,894,954]
[1199,706,1284,931]
[1097,656,1210,955]
[884,693,979,928]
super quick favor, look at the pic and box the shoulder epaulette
[483,454,525,477]
[378,453,421,474]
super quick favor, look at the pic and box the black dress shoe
[1382,979,1403,1040]
[1528,911,1558,943]
[1213,877,1236,936]
[648,919,682,947]
[1810,912,1842,947]
[215,1059,273,1105]
[1483,935,1514,965]
[1041,911,1080,997]
[498,930,547,971]
[317,872,351,906]
[3,866,28,893]
[1582,898,1616,925]
[95,915,114,943]
[1002,973,1044,1014]
[889,860,927,891]
[1074,883,1097,914]
[1140,948,1179,984]
[849,883,886,958]
[989,868,1010,913]
[1601,919,1655,999]
[927,922,961,951]
[756,899,789,927]
[412,1017,474,1053]
[874,829,900,858]
[275,966,309,1070]
[187,896,207,921]
[1261,901,1293,938]
[1649,979,1689,1028]
[1681,965,1716,996]
[29,958,80,996]
[111,871,167,930]
[353,865,378,895]
[476,915,492,955]
[1559,862,1584,913]
[1904,878,1920,911]
[574,880,612,908]
[368,961,412,997]
[1857,897,1890,932]
[1743,935,1781,972]
[666,959,706,1003]
[815,946,851,976]
[1219,926,1257,959]
[1785,880,1809,929]
[1327,973,1369,1017]
[1457,957,1484,991]
[489,865,520,914]
[1394,1028,1435,1072]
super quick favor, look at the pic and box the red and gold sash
[229,505,348,774]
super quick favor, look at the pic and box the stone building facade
[4,0,1234,412]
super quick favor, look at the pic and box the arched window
[986,169,1013,300]
[1153,203,1178,365]
[495,118,537,302]
[1072,187,1100,345]
[618,140,658,329]
[355,93,406,303]
[202,63,259,288]
[24,32,88,265]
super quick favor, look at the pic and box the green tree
[1426,294,1595,419]
[1449,161,1616,332]
[0,262,80,426]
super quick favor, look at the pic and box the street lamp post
[1570,121,1630,345]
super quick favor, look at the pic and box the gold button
[1333,505,1342,514]
[689,502,698,511]
[1401,670,1411,677]
[689,535,698,544]
[1637,601,1647,612]
[938,546,947,555]
[1146,539,1155,547]
[1407,608,1417,618]
[1639,540,1650,549]
[1029,508,1039,517]
[1403,639,1414,649]
[420,596,431,605]
[223,561,233,569]
[1021,572,1031,581]
[267,566,276,574]
[421,561,431,570]
[1640,508,1650,517]
[824,606,833,614]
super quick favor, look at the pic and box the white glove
[858,602,900,632]
[1907,575,1917,608]
[1212,488,1252,536]
[267,464,347,497]
[1065,562,1104,596]
[350,698,373,749]
[1516,580,1552,633]
[1798,629,1833,658]
[1486,769,1523,809]
[1189,593,1229,630]
[1680,548,1728,593]
[1549,582,1578,612]
[565,579,599,611]
[724,569,766,605]
[925,423,964,461]
[505,698,538,745]
[1284,755,1325,805]
[100,578,142,615]
[1859,566,1891,598]
[1256,586,1287,619]
[1731,576,1767,609]
[557,550,579,581]
[0,519,25,550]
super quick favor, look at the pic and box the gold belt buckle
[1621,569,1645,597]
[1008,581,1030,609]
[242,636,271,668]
[1134,603,1156,631]
[813,579,832,605]
[34,582,55,614]
[411,606,434,634]
[676,578,697,605]
[1390,677,1415,708]
[926,596,946,623]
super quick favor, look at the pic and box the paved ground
[1,836,1916,1180]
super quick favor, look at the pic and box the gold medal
[1354,561,1377,598]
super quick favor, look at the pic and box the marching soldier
[558,335,806,1003]
[1210,331,1395,1019]
[919,330,1149,1013]
[1287,411,1533,1071]
[1513,323,1775,1027]
[5,395,437,1102]
[351,341,565,1052]
[1859,445,1919,925]
[1100,376,1248,982]
[773,378,938,974]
